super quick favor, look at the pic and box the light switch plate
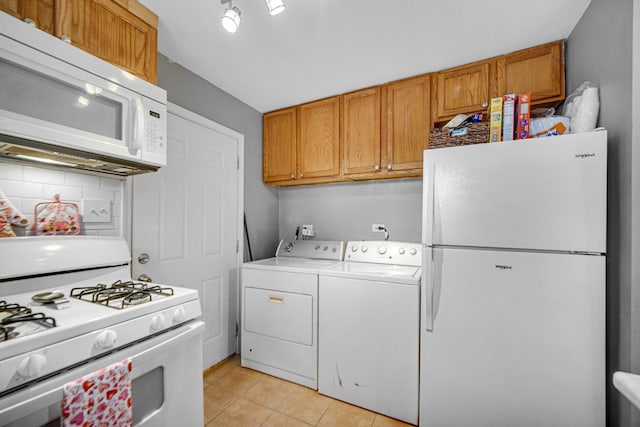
[81,199,111,223]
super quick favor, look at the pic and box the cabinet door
[342,87,381,176]
[435,61,492,120]
[385,75,430,172]
[297,96,340,180]
[263,107,297,183]
[0,0,55,33]
[497,40,565,105]
[56,0,158,83]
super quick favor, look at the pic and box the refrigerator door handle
[424,162,436,246]
[423,246,435,332]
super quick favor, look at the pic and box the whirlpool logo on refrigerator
[495,265,513,270]
[575,153,596,159]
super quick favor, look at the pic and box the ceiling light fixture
[221,0,241,34]
[220,0,285,33]
[265,0,285,16]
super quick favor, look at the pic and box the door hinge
[235,321,239,337]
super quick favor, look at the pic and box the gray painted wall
[566,1,638,426]
[278,179,423,243]
[156,54,279,261]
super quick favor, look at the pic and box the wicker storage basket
[429,122,490,149]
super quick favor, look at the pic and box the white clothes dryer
[318,241,422,425]
[241,239,344,389]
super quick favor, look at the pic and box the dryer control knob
[398,248,406,255]
[173,306,187,323]
[409,248,418,255]
[323,246,328,251]
[95,330,117,349]
[361,246,368,253]
[351,245,358,252]
[378,246,387,254]
[17,354,47,378]
[150,314,165,332]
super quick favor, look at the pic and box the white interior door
[131,103,243,370]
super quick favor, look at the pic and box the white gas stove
[0,236,204,426]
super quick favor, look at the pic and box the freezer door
[420,248,605,427]
[422,131,607,253]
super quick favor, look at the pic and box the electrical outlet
[81,199,111,223]
[372,223,386,232]
[301,224,315,236]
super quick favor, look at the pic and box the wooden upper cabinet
[497,40,565,105]
[435,60,493,121]
[297,96,341,180]
[385,75,430,172]
[56,0,158,83]
[263,107,297,183]
[0,0,56,33]
[342,87,381,176]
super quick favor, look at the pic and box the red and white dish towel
[61,359,133,427]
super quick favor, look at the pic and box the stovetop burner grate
[70,280,174,309]
[0,300,57,342]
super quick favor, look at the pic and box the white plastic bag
[563,81,599,133]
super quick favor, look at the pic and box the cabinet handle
[482,102,488,108]
[300,173,304,178]
[290,174,294,179]
[374,165,380,171]
[61,35,71,44]
[23,18,36,27]
[387,164,392,170]
[268,296,283,304]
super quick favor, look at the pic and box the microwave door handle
[131,97,145,152]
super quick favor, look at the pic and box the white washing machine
[318,240,422,425]
[241,239,345,389]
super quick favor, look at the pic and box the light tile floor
[203,355,412,427]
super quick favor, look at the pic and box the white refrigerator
[420,130,607,427]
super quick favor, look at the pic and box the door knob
[138,253,150,264]
[137,274,152,283]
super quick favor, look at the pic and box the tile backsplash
[0,164,124,237]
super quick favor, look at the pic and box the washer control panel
[345,241,422,266]
[276,239,345,260]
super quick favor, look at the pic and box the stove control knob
[361,246,368,253]
[95,330,117,349]
[378,246,387,255]
[409,248,418,255]
[17,354,47,378]
[150,314,165,332]
[351,245,358,252]
[398,248,406,255]
[173,306,187,324]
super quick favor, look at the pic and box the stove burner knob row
[95,329,118,349]
[17,353,47,378]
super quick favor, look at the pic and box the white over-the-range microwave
[0,12,167,176]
